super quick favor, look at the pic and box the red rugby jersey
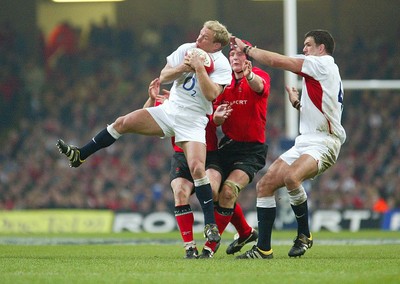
[214,67,270,143]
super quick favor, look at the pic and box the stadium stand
[0,21,399,214]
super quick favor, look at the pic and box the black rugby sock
[291,200,310,237]
[80,128,116,159]
[256,207,276,251]
[195,183,215,225]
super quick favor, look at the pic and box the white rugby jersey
[166,42,231,115]
[298,55,346,144]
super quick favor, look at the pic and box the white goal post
[340,80,400,90]
[295,80,400,90]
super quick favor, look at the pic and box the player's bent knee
[113,117,128,133]
[173,188,191,203]
[283,173,299,189]
[256,179,275,196]
[222,180,243,199]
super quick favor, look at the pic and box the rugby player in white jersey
[57,20,232,244]
[232,30,346,259]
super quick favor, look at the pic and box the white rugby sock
[256,196,276,208]
[107,123,122,139]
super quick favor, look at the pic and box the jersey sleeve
[208,51,232,86]
[301,56,330,81]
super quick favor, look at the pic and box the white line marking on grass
[0,237,400,246]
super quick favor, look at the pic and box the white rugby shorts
[146,99,208,146]
[280,132,342,176]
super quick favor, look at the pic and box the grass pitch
[0,230,399,284]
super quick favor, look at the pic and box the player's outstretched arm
[232,36,303,74]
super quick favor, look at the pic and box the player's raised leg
[57,108,163,167]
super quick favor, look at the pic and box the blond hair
[204,20,231,47]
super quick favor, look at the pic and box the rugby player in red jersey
[199,40,271,258]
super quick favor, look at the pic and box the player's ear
[319,43,326,54]
[213,42,222,52]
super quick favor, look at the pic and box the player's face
[303,36,320,56]
[229,47,247,73]
[196,27,216,53]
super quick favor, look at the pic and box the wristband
[246,72,255,82]
[243,45,252,55]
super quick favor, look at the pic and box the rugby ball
[186,48,214,74]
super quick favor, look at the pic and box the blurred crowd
[0,20,399,214]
